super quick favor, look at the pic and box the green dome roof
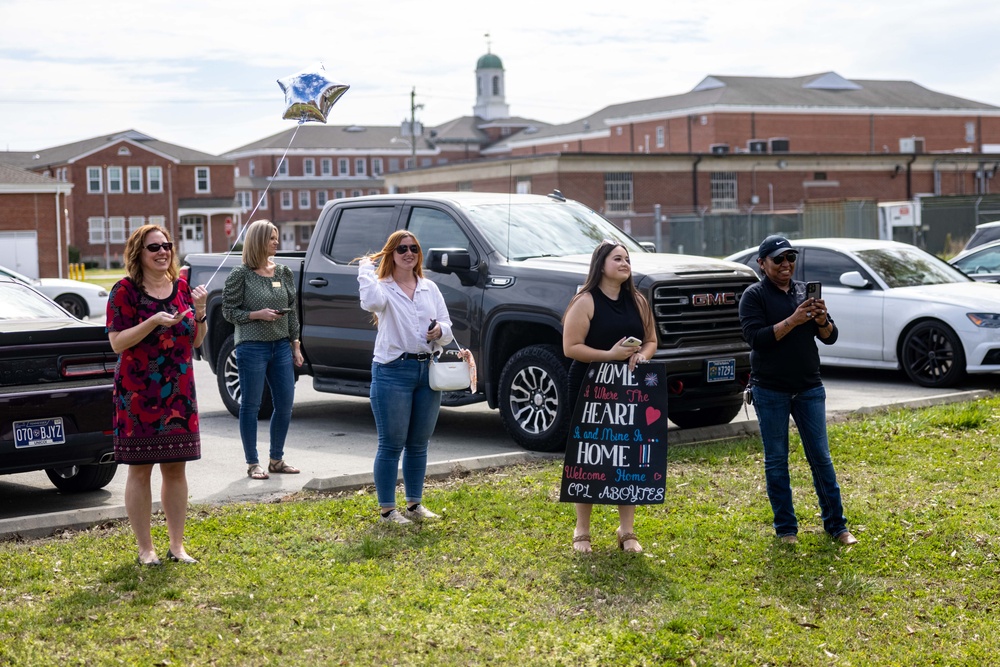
[476,53,503,70]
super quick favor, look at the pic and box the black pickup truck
[183,191,758,451]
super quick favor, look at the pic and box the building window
[334,190,345,199]
[237,191,253,210]
[656,126,665,148]
[316,190,328,207]
[355,158,366,176]
[710,172,738,211]
[278,159,288,176]
[298,190,311,209]
[195,167,210,193]
[149,215,165,229]
[492,75,500,95]
[351,189,362,198]
[372,158,383,176]
[304,158,315,176]
[368,189,379,196]
[338,158,349,176]
[516,177,531,194]
[108,167,123,193]
[234,166,240,179]
[420,158,432,167]
[257,191,268,210]
[388,158,400,172]
[301,225,313,242]
[128,216,145,235]
[966,122,976,144]
[87,167,102,193]
[109,217,127,243]
[88,217,105,243]
[249,159,255,177]
[127,167,143,193]
[281,191,293,209]
[321,158,332,176]
[604,172,633,213]
[457,181,473,192]
[813,172,828,181]
[147,166,162,193]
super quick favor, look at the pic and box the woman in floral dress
[107,225,207,566]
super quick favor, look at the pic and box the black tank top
[585,287,644,349]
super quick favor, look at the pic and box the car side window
[955,246,1000,275]
[406,206,479,265]
[800,248,877,289]
[326,206,397,264]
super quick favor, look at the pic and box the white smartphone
[622,336,643,348]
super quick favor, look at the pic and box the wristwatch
[196,314,207,323]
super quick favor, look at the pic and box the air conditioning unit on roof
[710,143,729,154]
[769,138,790,153]
[899,137,925,154]
[747,139,767,154]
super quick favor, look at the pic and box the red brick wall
[0,191,68,277]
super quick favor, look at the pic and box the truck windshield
[464,201,645,260]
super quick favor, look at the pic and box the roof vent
[803,72,862,91]
[343,125,366,132]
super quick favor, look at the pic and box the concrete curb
[2,389,992,541]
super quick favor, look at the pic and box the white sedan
[0,265,108,319]
[725,238,1000,388]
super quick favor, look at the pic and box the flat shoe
[166,549,198,564]
[247,464,269,480]
[136,555,161,567]
[268,459,300,474]
[572,534,592,553]
[616,529,642,553]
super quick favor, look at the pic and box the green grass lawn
[77,267,124,292]
[2,398,999,665]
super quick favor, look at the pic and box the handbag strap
[433,337,464,360]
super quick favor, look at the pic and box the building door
[0,231,40,278]
[281,225,295,251]
[179,216,205,256]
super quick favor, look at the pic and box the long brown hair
[366,230,425,281]
[563,240,654,331]
[124,224,179,285]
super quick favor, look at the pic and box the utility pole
[409,87,423,169]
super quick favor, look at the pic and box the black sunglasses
[145,242,173,252]
[770,252,797,264]
[395,244,420,255]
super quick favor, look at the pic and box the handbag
[428,340,472,392]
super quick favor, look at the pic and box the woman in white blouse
[358,231,453,525]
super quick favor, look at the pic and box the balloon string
[203,122,303,290]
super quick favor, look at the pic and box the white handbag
[428,341,472,392]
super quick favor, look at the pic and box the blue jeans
[370,358,442,508]
[236,340,295,465]
[752,384,848,538]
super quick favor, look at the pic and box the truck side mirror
[639,241,656,252]
[426,247,472,271]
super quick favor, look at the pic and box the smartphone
[428,319,437,332]
[806,282,822,300]
[278,307,292,314]
[622,336,643,348]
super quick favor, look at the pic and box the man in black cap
[738,235,857,546]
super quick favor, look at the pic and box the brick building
[0,163,72,278]
[1,130,239,268]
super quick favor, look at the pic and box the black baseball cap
[757,235,798,260]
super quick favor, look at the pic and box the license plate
[13,418,66,449]
[706,358,736,383]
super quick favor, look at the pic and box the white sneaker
[378,509,412,525]
[403,504,440,520]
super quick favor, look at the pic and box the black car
[0,276,118,492]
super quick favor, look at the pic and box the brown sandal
[247,464,269,480]
[268,459,300,474]
[572,534,592,553]
[616,530,642,553]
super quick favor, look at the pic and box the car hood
[890,281,1000,309]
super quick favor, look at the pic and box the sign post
[559,361,668,505]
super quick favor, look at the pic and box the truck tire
[498,344,572,452]
[216,334,274,420]
[669,402,743,430]
[45,463,118,492]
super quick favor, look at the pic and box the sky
[2,0,1000,157]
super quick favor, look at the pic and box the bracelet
[196,314,207,323]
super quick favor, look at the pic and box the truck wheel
[216,334,274,420]
[45,463,118,492]
[669,402,742,430]
[498,344,571,452]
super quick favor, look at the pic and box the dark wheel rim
[59,298,84,318]
[904,326,956,384]
[223,349,241,405]
[506,365,559,435]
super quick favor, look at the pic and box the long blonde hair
[124,224,178,285]
[242,220,278,269]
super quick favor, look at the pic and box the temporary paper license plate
[706,358,736,383]
[13,418,66,449]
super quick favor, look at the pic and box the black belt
[396,352,432,362]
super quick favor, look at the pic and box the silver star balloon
[277,63,350,124]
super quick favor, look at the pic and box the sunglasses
[145,242,173,252]
[395,244,420,255]
[770,253,797,264]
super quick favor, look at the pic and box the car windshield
[856,247,970,288]
[464,201,645,260]
[0,282,71,320]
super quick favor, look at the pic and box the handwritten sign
[559,361,668,505]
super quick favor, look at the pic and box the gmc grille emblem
[692,292,736,306]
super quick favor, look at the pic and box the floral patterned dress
[106,277,201,464]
